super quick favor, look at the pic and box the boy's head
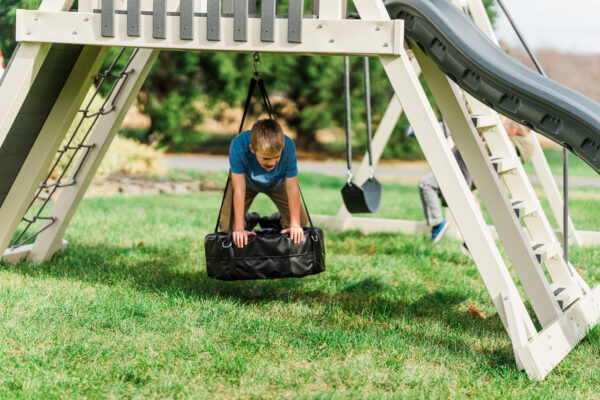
[250,119,285,171]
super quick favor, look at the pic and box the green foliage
[0,0,41,59]
[146,90,203,151]
[482,0,498,25]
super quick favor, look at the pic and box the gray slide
[0,44,83,209]
[385,0,600,174]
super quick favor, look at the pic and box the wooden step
[490,156,519,174]
[550,284,580,310]
[532,242,562,263]
[471,114,497,129]
[511,199,539,218]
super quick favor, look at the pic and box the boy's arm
[231,172,255,248]
[282,176,304,243]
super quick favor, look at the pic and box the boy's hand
[232,230,256,248]
[282,226,304,244]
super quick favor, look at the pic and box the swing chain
[252,52,261,78]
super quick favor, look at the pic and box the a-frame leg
[412,44,563,328]
[375,48,536,339]
[351,0,536,344]
[28,49,159,263]
[0,45,109,259]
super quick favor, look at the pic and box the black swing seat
[342,177,383,214]
[205,227,325,281]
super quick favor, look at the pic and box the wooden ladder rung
[550,284,580,310]
[532,242,562,263]
[471,114,497,129]
[490,156,519,174]
[511,199,539,218]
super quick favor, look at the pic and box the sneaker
[430,219,450,244]
[258,212,282,229]
[244,212,261,230]
[460,242,473,260]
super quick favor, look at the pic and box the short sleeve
[229,138,245,174]
[285,139,298,178]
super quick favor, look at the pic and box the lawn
[1,171,600,398]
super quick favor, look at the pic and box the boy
[220,119,309,248]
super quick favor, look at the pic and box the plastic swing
[341,56,383,214]
[204,53,326,281]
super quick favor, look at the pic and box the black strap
[238,76,275,133]
[257,78,274,118]
[239,77,258,133]
[298,186,314,230]
[214,175,231,233]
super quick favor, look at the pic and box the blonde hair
[251,119,284,156]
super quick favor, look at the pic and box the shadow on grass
[2,240,514,372]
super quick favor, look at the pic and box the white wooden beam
[353,0,537,340]
[2,239,67,264]
[413,43,563,328]
[29,49,159,263]
[380,48,537,338]
[0,46,109,260]
[517,285,600,380]
[16,10,402,56]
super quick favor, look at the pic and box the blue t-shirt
[229,130,298,192]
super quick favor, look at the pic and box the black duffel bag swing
[204,53,326,281]
[205,180,325,280]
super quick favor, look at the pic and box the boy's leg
[418,172,443,227]
[266,184,309,229]
[218,176,259,232]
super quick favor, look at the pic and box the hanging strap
[239,53,274,133]
[363,57,375,179]
[258,78,274,118]
[239,77,258,133]
[238,76,274,132]
[214,175,231,233]
[343,56,353,184]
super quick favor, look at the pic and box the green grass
[2,172,600,398]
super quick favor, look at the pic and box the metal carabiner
[346,170,353,185]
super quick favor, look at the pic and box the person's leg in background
[418,172,450,244]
